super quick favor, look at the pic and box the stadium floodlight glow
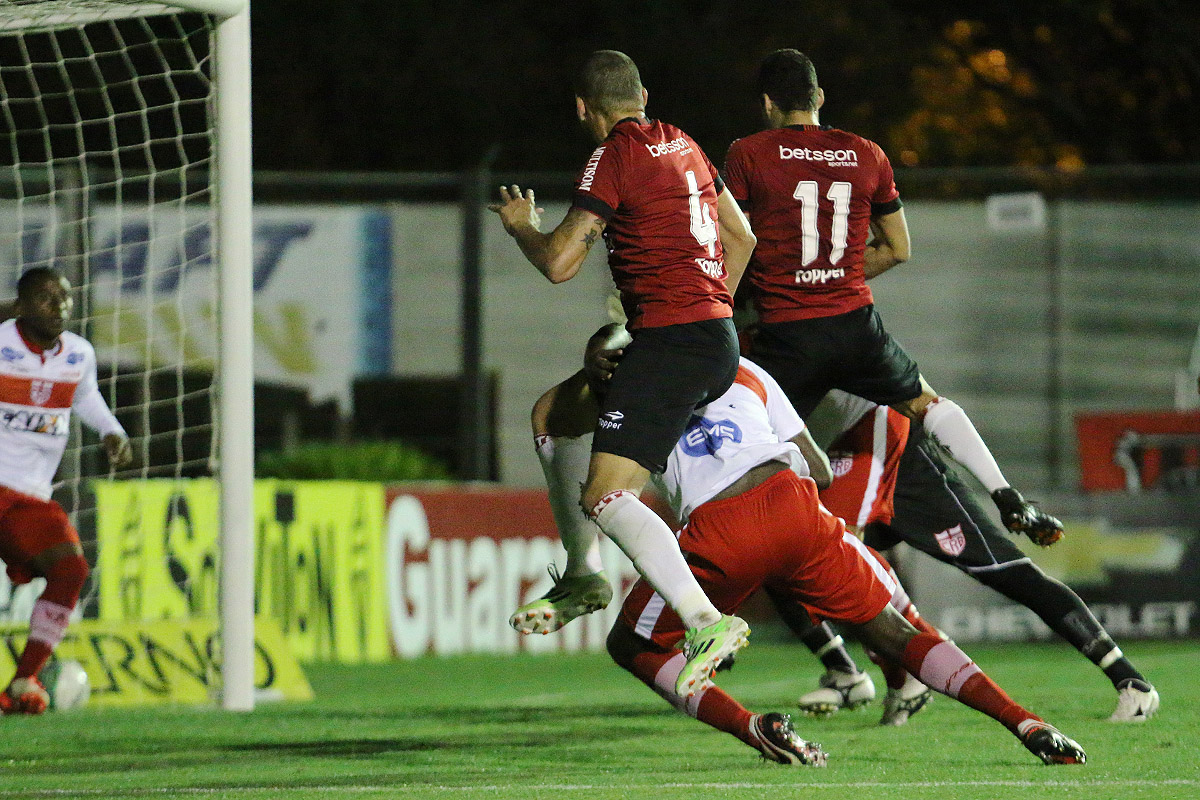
[0,0,254,710]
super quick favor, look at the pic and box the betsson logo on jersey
[646,137,692,158]
[578,146,606,192]
[779,146,858,167]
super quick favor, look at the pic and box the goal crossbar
[0,0,245,32]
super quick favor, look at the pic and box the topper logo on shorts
[935,524,967,557]
[599,410,624,430]
[680,416,742,457]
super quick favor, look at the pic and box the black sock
[978,563,1148,689]
[799,623,860,674]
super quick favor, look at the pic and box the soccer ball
[38,659,91,711]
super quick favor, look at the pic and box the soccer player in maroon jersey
[727,50,1157,723]
[725,48,1057,544]
[490,50,758,696]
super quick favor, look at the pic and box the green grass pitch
[0,639,1195,799]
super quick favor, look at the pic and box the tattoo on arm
[581,221,604,251]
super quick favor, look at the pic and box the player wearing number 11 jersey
[725,48,1065,549]
[491,50,758,696]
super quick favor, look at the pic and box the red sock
[14,554,87,681]
[627,647,755,746]
[901,632,1039,733]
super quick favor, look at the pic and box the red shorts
[0,485,79,585]
[619,470,896,649]
[818,405,909,529]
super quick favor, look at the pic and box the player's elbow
[543,256,581,284]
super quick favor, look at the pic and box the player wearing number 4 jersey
[724,48,1062,547]
[491,50,758,695]
[0,267,131,715]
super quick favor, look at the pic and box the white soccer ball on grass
[39,659,91,711]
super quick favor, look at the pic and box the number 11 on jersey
[793,180,851,266]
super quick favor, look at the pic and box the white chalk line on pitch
[5,779,1199,796]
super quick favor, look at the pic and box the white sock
[535,434,604,577]
[921,398,1009,494]
[591,490,721,629]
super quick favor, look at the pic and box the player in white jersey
[0,268,131,714]
[522,324,1086,765]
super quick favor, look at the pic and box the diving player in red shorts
[0,268,131,714]
[529,324,1086,766]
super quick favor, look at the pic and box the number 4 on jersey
[686,170,718,258]
[793,180,851,266]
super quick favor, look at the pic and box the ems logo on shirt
[681,416,742,457]
[29,379,54,406]
[1,347,23,361]
[935,524,967,557]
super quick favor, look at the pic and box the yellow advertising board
[94,480,390,663]
[0,617,312,707]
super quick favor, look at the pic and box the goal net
[0,0,253,706]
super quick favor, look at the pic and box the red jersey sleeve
[573,144,622,221]
[868,141,902,215]
[722,139,750,203]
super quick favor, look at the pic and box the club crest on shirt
[935,524,967,557]
[29,379,54,406]
[828,452,854,478]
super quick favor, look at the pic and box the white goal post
[0,0,254,710]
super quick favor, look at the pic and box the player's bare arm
[716,188,756,295]
[863,208,911,279]
[789,428,832,490]
[489,184,605,284]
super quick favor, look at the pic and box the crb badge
[935,524,967,557]
[29,379,54,406]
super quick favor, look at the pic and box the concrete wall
[390,199,1200,490]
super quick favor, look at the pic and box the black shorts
[749,305,922,419]
[593,317,739,473]
[864,426,1030,573]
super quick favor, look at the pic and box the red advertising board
[383,485,643,657]
[1075,410,1200,491]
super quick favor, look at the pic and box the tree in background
[249,0,1199,172]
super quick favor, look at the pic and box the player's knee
[605,623,638,671]
[44,553,89,606]
[531,385,559,436]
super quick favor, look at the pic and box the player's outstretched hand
[488,184,543,236]
[583,323,631,390]
[103,433,133,469]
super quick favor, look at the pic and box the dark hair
[573,50,643,115]
[16,266,62,300]
[758,49,819,113]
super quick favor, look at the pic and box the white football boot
[879,673,933,726]
[797,669,875,716]
[1109,680,1159,722]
